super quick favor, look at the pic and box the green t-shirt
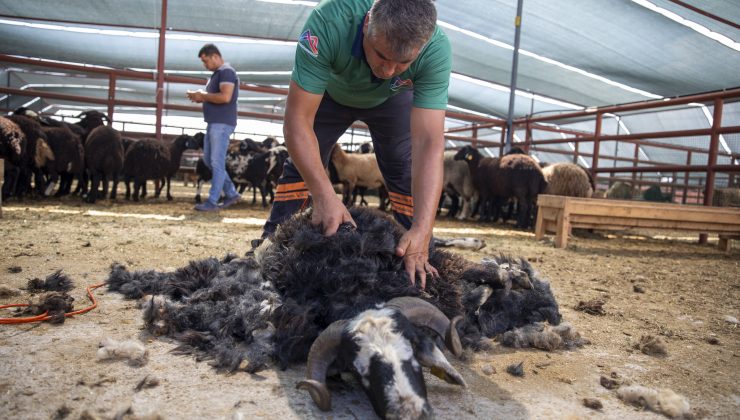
[292,0,452,109]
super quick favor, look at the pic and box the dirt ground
[1,184,738,419]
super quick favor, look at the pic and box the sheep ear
[415,343,467,387]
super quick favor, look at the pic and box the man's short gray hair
[367,0,437,61]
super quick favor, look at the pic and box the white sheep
[442,150,477,219]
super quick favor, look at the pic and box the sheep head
[297,297,465,419]
[453,145,479,163]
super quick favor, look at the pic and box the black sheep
[39,125,84,197]
[123,134,199,201]
[455,145,546,229]
[84,125,124,203]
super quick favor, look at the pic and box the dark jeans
[263,91,414,237]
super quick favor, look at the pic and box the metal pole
[155,0,168,140]
[504,0,524,153]
[683,151,691,204]
[591,113,603,182]
[107,74,116,124]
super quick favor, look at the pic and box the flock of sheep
[6,108,730,226]
[0,108,202,203]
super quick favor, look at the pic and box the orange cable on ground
[0,282,106,325]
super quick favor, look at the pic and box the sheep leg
[86,171,101,203]
[101,174,109,197]
[448,195,460,218]
[154,179,162,198]
[110,172,120,200]
[55,173,72,197]
[378,186,389,211]
[260,183,268,207]
[350,187,359,206]
[133,179,141,202]
[195,179,203,203]
[342,181,353,206]
[1,165,20,200]
[457,198,471,220]
[124,177,131,200]
[73,171,87,196]
[516,199,530,229]
[33,168,45,196]
[166,177,173,201]
[44,169,58,197]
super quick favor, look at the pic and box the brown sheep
[712,188,740,207]
[607,181,634,200]
[542,162,593,198]
[330,144,386,208]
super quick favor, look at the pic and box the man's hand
[395,227,437,289]
[311,193,355,236]
[186,89,206,103]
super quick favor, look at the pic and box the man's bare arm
[283,80,354,235]
[395,106,446,289]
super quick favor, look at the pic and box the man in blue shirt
[188,43,241,211]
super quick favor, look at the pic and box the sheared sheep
[106,207,563,418]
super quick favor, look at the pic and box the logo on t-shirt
[298,30,319,57]
[390,77,413,92]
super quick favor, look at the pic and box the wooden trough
[535,194,740,250]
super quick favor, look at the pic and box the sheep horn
[295,319,347,411]
[385,297,463,358]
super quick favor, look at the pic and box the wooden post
[555,200,571,248]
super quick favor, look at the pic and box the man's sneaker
[221,194,241,208]
[194,201,220,212]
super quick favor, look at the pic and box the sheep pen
[0,187,737,419]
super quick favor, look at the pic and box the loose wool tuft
[617,385,691,418]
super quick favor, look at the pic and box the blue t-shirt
[203,63,239,126]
